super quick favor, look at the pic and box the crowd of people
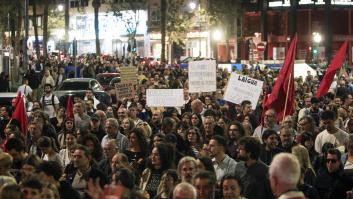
[0,54,353,199]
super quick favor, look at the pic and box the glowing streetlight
[212,29,223,41]
[58,4,64,12]
[189,2,197,10]
[313,32,322,43]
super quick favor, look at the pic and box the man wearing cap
[89,114,106,142]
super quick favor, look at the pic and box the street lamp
[313,32,322,43]
[57,4,64,12]
[189,1,202,57]
[312,32,322,63]
[212,29,223,41]
[189,2,197,10]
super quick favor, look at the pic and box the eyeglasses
[326,159,338,163]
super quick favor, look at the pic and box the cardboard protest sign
[146,89,184,107]
[188,60,217,93]
[120,66,138,84]
[223,73,263,108]
[115,83,136,99]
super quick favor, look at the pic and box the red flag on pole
[11,95,27,136]
[66,95,74,120]
[316,37,348,98]
[13,92,21,107]
[264,34,298,121]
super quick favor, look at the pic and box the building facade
[241,0,353,65]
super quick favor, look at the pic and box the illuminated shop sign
[269,0,353,7]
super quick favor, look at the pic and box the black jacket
[58,180,81,199]
[315,168,353,199]
[235,161,275,199]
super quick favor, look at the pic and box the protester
[269,153,306,199]
[315,148,353,199]
[5,52,353,199]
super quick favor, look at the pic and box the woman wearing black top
[123,127,148,175]
[140,143,173,198]
[185,127,203,158]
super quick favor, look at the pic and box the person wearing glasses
[226,121,246,161]
[253,109,280,143]
[315,148,353,199]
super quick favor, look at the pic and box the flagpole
[282,72,292,122]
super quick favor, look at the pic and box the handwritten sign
[120,66,138,84]
[188,60,217,93]
[223,73,264,108]
[115,83,136,99]
[146,89,184,107]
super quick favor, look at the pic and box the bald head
[95,110,107,124]
[173,182,197,199]
[191,99,203,114]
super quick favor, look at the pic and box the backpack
[41,94,55,109]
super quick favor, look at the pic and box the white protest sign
[146,89,184,107]
[188,60,217,93]
[223,73,264,108]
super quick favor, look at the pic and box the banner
[146,89,184,107]
[223,73,264,108]
[115,83,136,99]
[188,60,217,93]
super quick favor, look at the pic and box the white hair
[173,182,197,199]
[269,153,300,186]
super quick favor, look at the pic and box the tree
[64,0,69,54]
[165,0,193,62]
[43,0,49,59]
[160,0,166,62]
[207,0,242,61]
[0,0,24,55]
[92,0,101,56]
[30,0,41,59]
[110,0,146,57]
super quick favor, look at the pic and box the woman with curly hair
[123,128,148,175]
[79,133,104,164]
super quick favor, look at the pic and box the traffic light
[313,48,318,55]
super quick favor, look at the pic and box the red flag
[316,38,348,98]
[264,34,298,121]
[66,95,74,120]
[11,95,27,136]
[13,92,21,107]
